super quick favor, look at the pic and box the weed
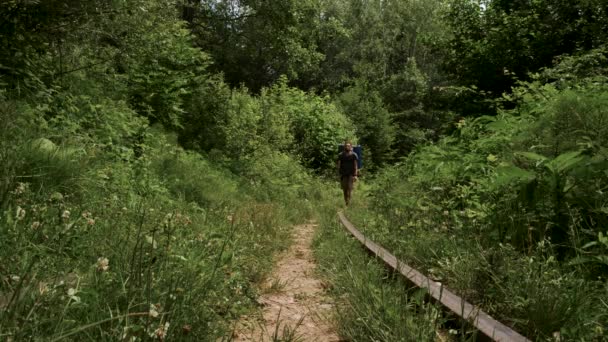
[0,125,318,340]
[265,277,291,294]
[312,204,447,342]
[270,309,306,342]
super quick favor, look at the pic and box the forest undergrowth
[0,2,351,340]
[334,51,608,341]
[3,0,608,341]
[0,116,331,340]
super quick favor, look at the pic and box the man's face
[345,143,353,152]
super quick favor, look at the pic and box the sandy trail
[232,223,341,342]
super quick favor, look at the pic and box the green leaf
[595,255,608,266]
[494,165,536,186]
[515,151,547,163]
[581,241,598,249]
[546,150,585,174]
[567,254,608,267]
[568,256,594,266]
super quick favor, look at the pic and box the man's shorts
[340,175,355,191]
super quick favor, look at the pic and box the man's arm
[353,155,358,178]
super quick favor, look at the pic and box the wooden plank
[338,212,530,342]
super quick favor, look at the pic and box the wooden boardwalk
[338,212,530,342]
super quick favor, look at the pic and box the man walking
[337,141,358,206]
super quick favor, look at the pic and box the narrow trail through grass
[233,223,341,341]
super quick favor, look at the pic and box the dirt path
[232,223,341,342]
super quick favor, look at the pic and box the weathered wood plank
[338,212,530,342]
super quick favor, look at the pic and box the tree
[324,0,452,158]
[443,0,608,99]
[0,0,113,93]
[335,82,395,168]
[183,0,325,92]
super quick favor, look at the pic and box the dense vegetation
[1,0,607,340]
[346,49,608,340]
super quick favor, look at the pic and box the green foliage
[181,0,456,160]
[319,0,454,158]
[0,0,112,92]
[353,49,608,340]
[1,0,212,131]
[181,77,356,172]
[492,246,600,339]
[276,82,355,171]
[0,121,320,340]
[571,232,608,272]
[179,74,232,152]
[0,1,344,339]
[151,140,241,207]
[35,91,148,147]
[335,82,395,168]
[443,0,608,100]
[313,209,446,342]
[184,0,325,92]
[123,24,210,127]
[4,0,608,339]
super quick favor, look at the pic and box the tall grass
[312,203,458,342]
[0,121,315,340]
[338,77,608,340]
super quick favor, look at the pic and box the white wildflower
[149,304,160,318]
[61,210,71,220]
[67,288,80,303]
[13,182,28,195]
[97,257,109,272]
[553,332,561,342]
[38,282,49,295]
[121,327,138,342]
[152,322,170,340]
[145,236,157,249]
[15,206,26,220]
[31,221,41,229]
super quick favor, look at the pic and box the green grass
[342,192,608,341]
[0,127,317,341]
[311,202,453,342]
[270,309,306,342]
[310,177,606,341]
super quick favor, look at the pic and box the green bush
[335,82,395,168]
[350,49,608,340]
[181,77,356,173]
[0,118,318,340]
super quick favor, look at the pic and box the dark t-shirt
[338,151,358,176]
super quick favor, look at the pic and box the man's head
[344,141,353,152]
